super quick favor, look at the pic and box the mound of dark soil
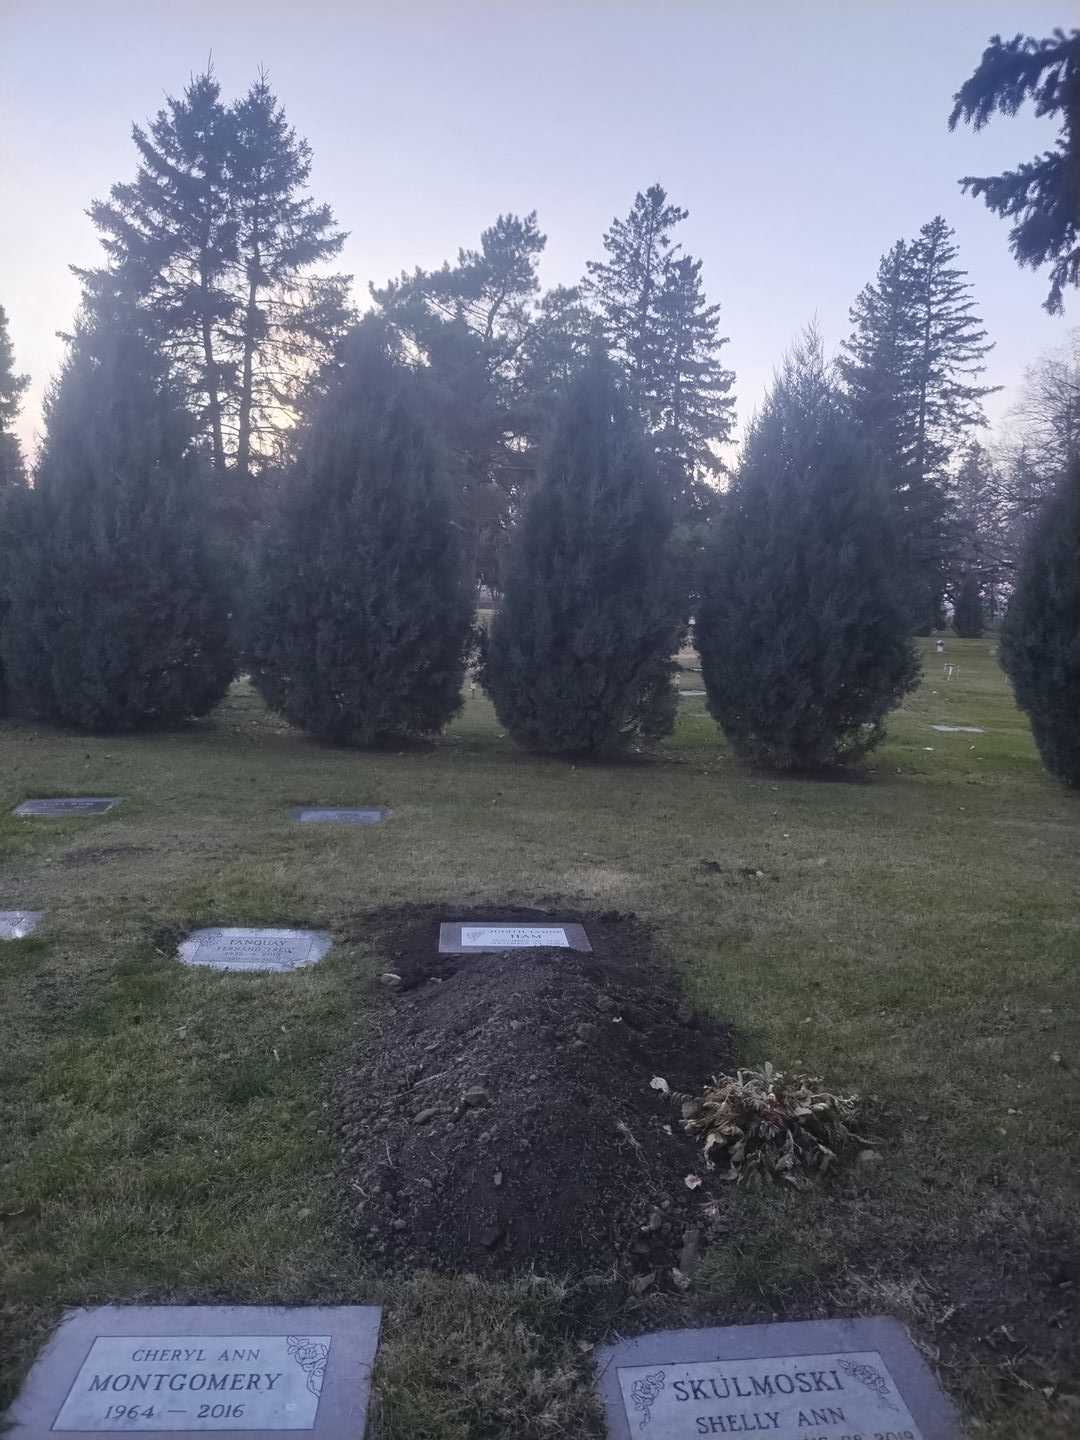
[336,906,734,1279]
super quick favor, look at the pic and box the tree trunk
[236,261,259,484]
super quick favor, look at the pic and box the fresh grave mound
[335,906,734,1278]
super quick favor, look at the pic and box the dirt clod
[336,906,734,1277]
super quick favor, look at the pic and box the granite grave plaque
[0,910,43,939]
[929,725,984,735]
[594,1318,961,1439]
[438,921,592,954]
[178,929,332,973]
[291,808,389,826]
[14,797,121,817]
[679,690,707,697]
[5,1304,380,1440]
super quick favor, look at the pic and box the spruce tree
[840,218,996,629]
[999,457,1080,786]
[949,29,1080,314]
[698,330,920,770]
[0,304,29,490]
[584,185,734,517]
[0,304,30,713]
[2,314,235,731]
[482,349,685,756]
[953,572,985,638]
[247,320,473,744]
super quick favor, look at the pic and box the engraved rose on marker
[286,1337,330,1397]
[630,1370,665,1428]
[836,1357,899,1413]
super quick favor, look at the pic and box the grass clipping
[653,1063,866,1188]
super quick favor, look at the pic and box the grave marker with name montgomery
[5,1305,380,1440]
[594,1318,961,1439]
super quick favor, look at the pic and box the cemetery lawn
[2,637,1078,1438]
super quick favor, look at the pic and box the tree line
[0,26,1077,785]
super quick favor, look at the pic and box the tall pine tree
[2,312,235,731]
[482,348,685,756]
[949,28,1080,314]
[247,320,474,745]
[0,304,30,714]
[0,304,29,490]
[78,68,350,525]
[840,217,996,629]
[999,455,1080,786]
[698,330,920,770]
[584,185,734,516]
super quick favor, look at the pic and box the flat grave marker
[0,910,43,940]
[929,725,985,735]
[594,1317,961,1439]
[14,797,121,817]
[438,921,592,954]
[5,1304,380,1440]
[291,807,389,826]
[178,928,332,973]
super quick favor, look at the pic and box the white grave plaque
[595,1320,961,1440]
[438,921,592,954]
[291,808,388,826]
[6,1305,381,1440]
[178,929,332,973]
[53,1334,330,1431]
[929,725,984,734]
[0,910,43,939]
[463,926,569,948]
[14,797,121,817]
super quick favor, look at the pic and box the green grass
[2,638,1078,1437]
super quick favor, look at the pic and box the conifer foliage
[482,350,685,756]
[952,572,985,638]
[2,317,235,731]
[247,321,474,745]
[698,331,920,770]
[999,457,1080,787]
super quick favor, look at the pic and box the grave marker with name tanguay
[594,1318,961,1439]
[438,921,592,954]
[5,1305,380,1440]
[178,929,332,973]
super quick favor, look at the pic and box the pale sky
[1,1,1071,460]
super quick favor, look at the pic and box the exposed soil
[336,906,735,1280]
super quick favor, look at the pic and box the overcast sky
[2,1,1072,459]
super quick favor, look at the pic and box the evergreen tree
[949,29,1080,314]
[584,185,734,515]
[77,68,350,522]
[2,313,235,731]
[698,330,920,770]
[373,212,547,590]
[247,320,473,744]
[952,571,985,637]
[952,441,1008,618]
[840,217,996,629]
[482,349,685,756]
[0,304,29,490]
[999,457,1080,786]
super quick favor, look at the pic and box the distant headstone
[291,807,389,826]
[5,1304,381,1440]
[178,928,332,973]
[594,1317,961,1439]
[438,921,592,954]
[679,690,707,698]
[929,725,984,734]
[14,798,121,817]
[0,910,43,939]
